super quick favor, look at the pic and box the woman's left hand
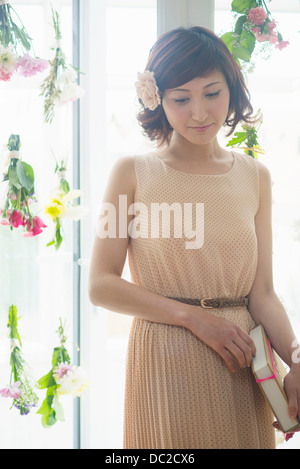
[273,364,300,433]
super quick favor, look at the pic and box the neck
[166,132,224,162]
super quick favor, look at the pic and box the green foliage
[231,0,257,14]
[7,134,21,151]
[37,318,71,428]
[1,134,36,229]
[226,120,264,159]
[7,304,22,345]
[6,305,39,414]
[220,0,288,67]
[0,3,33,52]
[40,9,67,124]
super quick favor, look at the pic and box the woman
[88,26,300,449]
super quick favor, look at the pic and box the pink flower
[252,25,278,44]
[252,28,270,43]
[284,432,295,442]
[24,216,47,237]
[269,34,279,44]
[0,381,22,399]
[0,67,12,81]
[17,54,48,77]
[0,209,10,225]
[0,218,10,225]
[135,70,161,111]
[275,40,289,50]
[11,210,25,228]
[268,20,277,31]
[247,7,268,25]
[53,362,73,382]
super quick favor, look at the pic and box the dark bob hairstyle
[137,26,256,147]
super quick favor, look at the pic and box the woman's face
[162,70,230,146]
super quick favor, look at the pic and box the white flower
[56,365,89,398]
[61,204,87,221]
[55,82,85,106]
[59,68,77,85]
[45,189,85,221]
[0,45,19,73]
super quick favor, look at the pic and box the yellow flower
[45,189,84,221]
[45,197,66,221]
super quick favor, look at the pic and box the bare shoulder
[255,158,271,178]
[110,155,136,179]
[254,159,272,198]
[106,155,137,196]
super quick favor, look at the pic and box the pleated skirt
[123,309,276,449]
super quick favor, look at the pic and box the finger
[272,421,282,431]
[226,341,248,369]
[284,376,298,419]
[287,390,298,420]
[232,336,253,367]
[219,348,236,373]
[238,329,256,358]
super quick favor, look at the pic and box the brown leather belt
[167,296,249,309]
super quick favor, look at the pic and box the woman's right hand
[185,308,256,373]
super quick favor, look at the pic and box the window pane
[104,2,156,448]
[106,4,157,343]
[0,1,74,449]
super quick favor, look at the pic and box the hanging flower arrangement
[0,133,47,237]
[0,1,48,81]
[40,8,84,124]
[226,112,264,159]
[44,158,85,250]
[37,318,89,428]
[220,0,289,67]
[0,305,39,415]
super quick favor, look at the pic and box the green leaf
[231,0,256,14]
[226,133,248,147]
[11,23,32,51]
[47,410,57,426]
[8,165,22,190]
[220,32,236,53]
[233,30,256,62]
[16,161,35,193]
[46,239,56,247]
[52,346,71,367]
[37,369,56,389]
[60,179,70,194]
[40,409,57,428]
[53,394,65,422]
[55,227,63,250]
[7,305,22,344]
[234,15,247,35]
[7,134,21,151]
[37,396,53,415]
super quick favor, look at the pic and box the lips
[190,124,212,132]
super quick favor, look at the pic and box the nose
[189,99,209,123]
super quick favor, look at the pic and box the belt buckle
[200,298,220,309]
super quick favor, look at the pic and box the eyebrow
[171,81,222,92]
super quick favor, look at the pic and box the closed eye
[206,90,221,98]
[174,97,190,104]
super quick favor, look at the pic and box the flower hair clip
[135,70,161,111]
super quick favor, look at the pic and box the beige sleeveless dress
[123,151,276,449]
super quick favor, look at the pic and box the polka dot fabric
[124,151,276,449]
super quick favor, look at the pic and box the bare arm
[88,155,189,326]
[88,156,256,373]
[248,161,300,423]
